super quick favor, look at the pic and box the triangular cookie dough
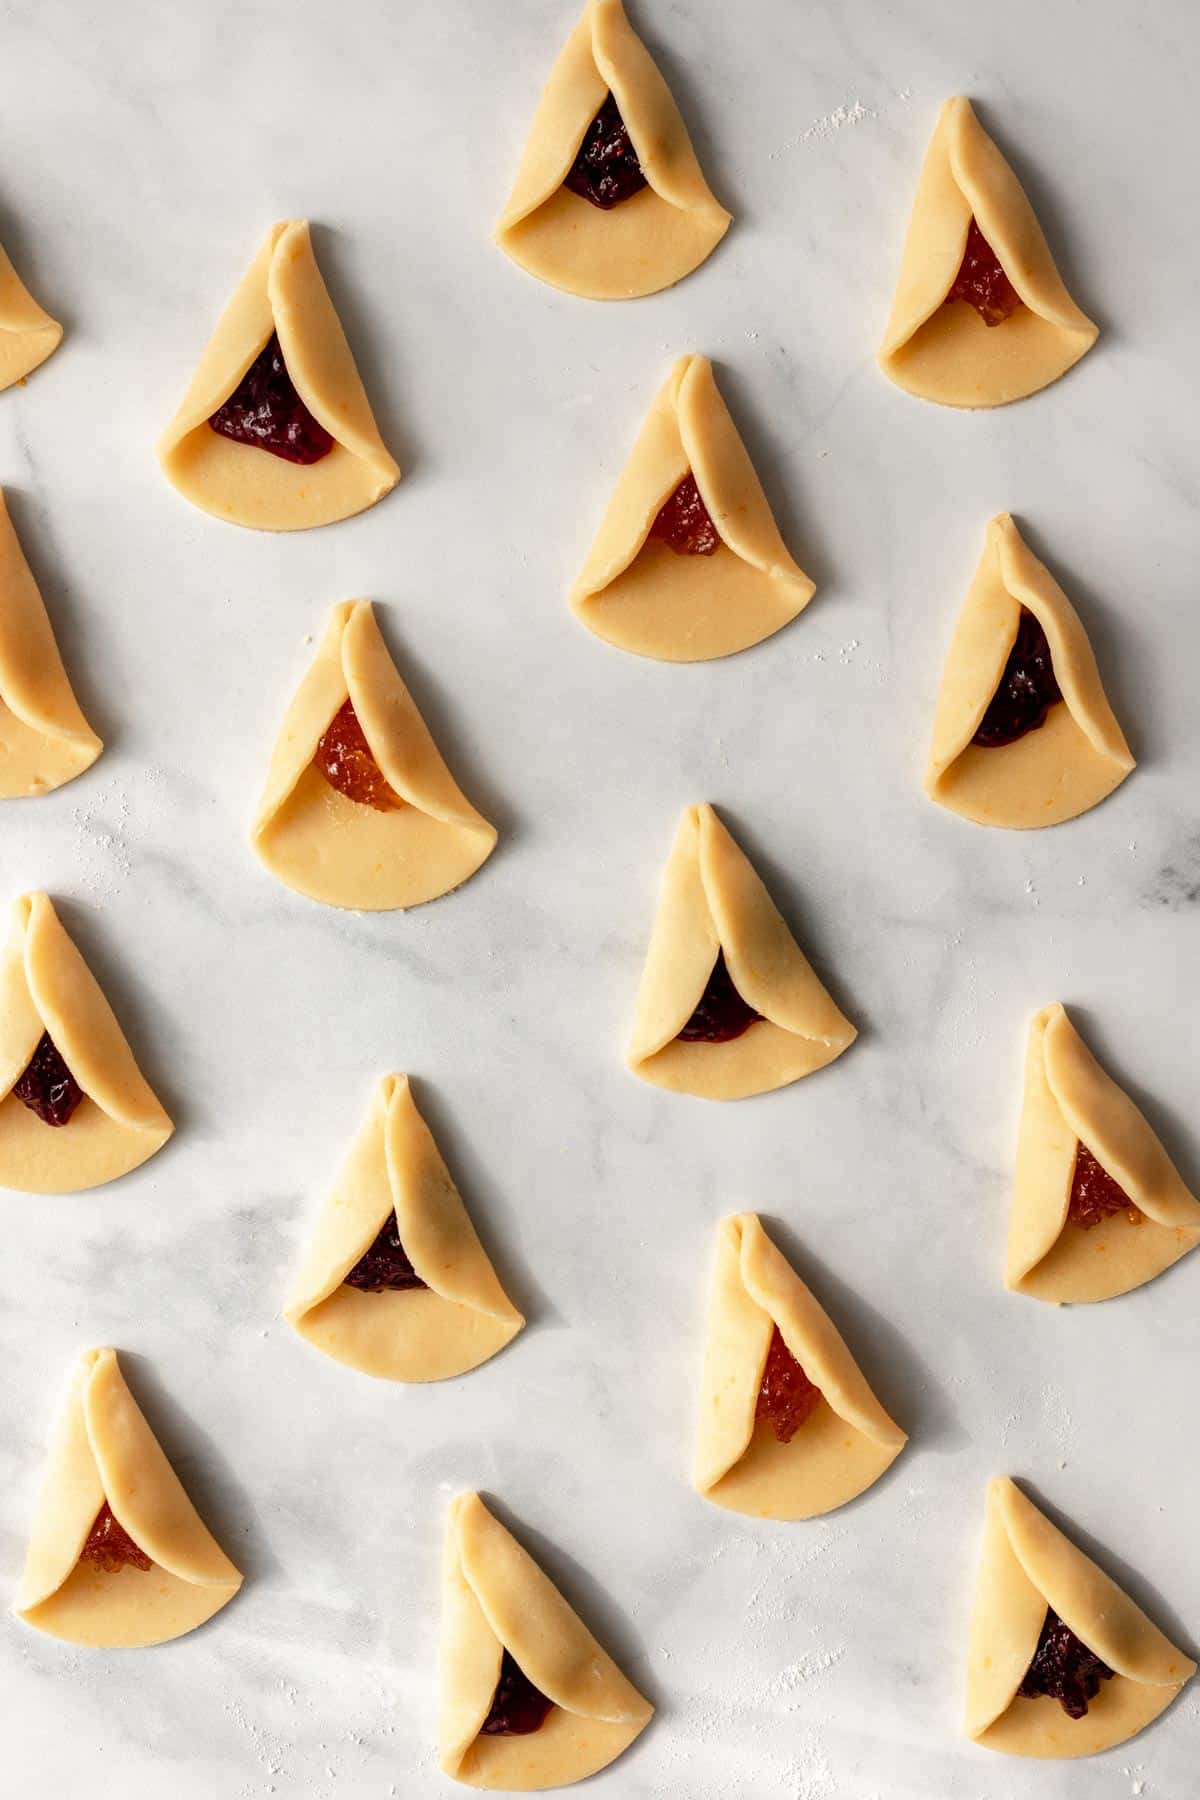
[0,892,173,1193]
[441,1491,653,1790]
[14,1348,242,1649]
[965,1477,1194,1758]
[495,0,730,300]
[157,219,399,531]
[0,237,62,391]
[569,355,814,662]
[251,600,498,911]
[694,1214,906,1520]
[286,1075,524,1382]
[1007,1003,1200,1305]
[628,803,856,1100]
[879,97,1098,407]
[926,514,1133,829]
[0,488,101,796]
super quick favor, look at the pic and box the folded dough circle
[1006,1002,1200,1304]
[441,1491,653,1789]
[627,803,856,1099]
[879,97,1098,407]
[0,236,62,392]
[925,514,1133,829]
[569,356,814,662]
[495,0,730,300]
[286,1074,524,1383]
[157,219,399,531]
[15,1348,243,1649]
[0,891,173,1193]
[0,488,101,796]
[693,1214,906,1520]
[965,1477,1194,1758]
[251,599,498,911]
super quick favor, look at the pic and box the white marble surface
[1,0,1199,1794]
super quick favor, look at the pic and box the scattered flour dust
[783,1741,837,1800]
[769,87,911,161]
[765,1647,846,1705]
[770,100,875,158]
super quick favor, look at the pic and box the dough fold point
[0,891,173,1193]
[440,1491,652,1789]
[0,236,62,391]
[925,513,1133,829]
[157,219,399,530]
[965,1477,1194,1758]
[570,355,814,661]
[496,0,730,300]
[0,487,102,796]
[627,803,856,1100]
[251,599,498,911]
[1006,1001,1200,1304]
[15,1347,243,1649]
[693,1213,906,1519]
[285,1074,524,1382]
[879,96,1098,407]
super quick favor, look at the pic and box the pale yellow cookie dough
[1007,1002,1200,1304]
[926,514,1133,829]
[496,0,730,300]
[879,97,1098,407]
[15,1348,242,1649]
[0,488,101,796]
[158,220,399,530]
[441,1492,652,1790]
[694,1214,906,1520]
[251,599,497,911]
[286,1074,523,1382]
[965,1477,1194,1758]
[0,892,172,1193]
[627,803,856,1099]
[0,237,62,391]
[570,355,814,662]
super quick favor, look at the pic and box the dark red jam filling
[80,1502,152,1574]
[562,93,647,210]
[343,1219,428,1293]
[208,332,334,464]
[947,218,1023,327]
[972,610,1062,748]
[756,1326,821,1443]
[13,1032,83,1127]
[676,949,763,1044]
[315,699,403,812]
[1017,1607,1114,1719]
[480,1650,554,1736]
[1068,1142,1142,1230]
[650,474,720,556]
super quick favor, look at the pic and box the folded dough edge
[0,891,171,1137]
[0,488,101,791]
[628,803,856,1065]
[16,1347,242,1614]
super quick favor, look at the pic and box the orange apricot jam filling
[315,699,403,812]
[757,1326,821,1443]
[947,219,1023,327]
[650,474,720,556]
[1068,1142,1142,1230]
[80,1502,152,1574]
